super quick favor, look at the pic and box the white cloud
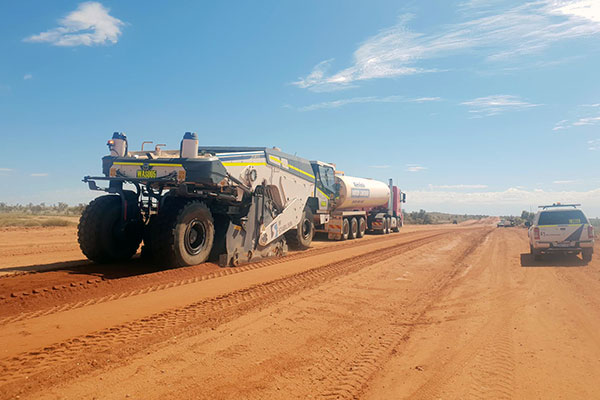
[461,95,540,116]
[293,1,600,91]
[406,186,600,216]
[554,114,600,129]
[368,165,391,169]
[30,173,49,177]
[589,139,600,150]
[553,180,577,184]
[429,184,488,189]
[297,95,441,111]
[572,116,600,126]
[23,74,33,80]
[409,97,442,103]
[24,2,124,47]
[0,168,13,172]
[406,164,426,172]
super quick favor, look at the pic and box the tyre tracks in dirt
[0,227,467,399]
[0,229,453,323]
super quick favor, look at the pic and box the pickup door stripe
[564,225,585,242]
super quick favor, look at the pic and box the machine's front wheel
[151,201,215,266]
[285,207,314,249]
[78,195,142,263]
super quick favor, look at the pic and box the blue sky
[1,0,599,216]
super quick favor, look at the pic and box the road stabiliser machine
[79,132,405,267]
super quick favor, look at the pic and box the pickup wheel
[285,207,314,250]
[150,200,215,267]
[348,217,358,240]
[582,249,593,263]
[78,194,143,263]
[357,217,366,238]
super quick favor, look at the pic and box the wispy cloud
[293,1,600,91]
[553,114,600,130]
[297,95,441,111]
[0,168,13,172]
[429,184,488,189]
[553,180,577,184]
[589,139,600,150]
[23,74,33,80]
[406,164,426,172]
[24,2,124,47]
[30,173,49,177]
[461,95,540,116]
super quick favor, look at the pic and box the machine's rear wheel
[150,200,215,266]
[78,195,142,263]
[349,217,358,239]
[285,207,314,250]
[341,218,350,240]
[357,217,366,238]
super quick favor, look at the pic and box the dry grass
[0,213,77,227]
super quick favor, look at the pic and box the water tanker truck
[78,132,406,268]
[309,161,406,240]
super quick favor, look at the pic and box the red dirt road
[1,222,599,399]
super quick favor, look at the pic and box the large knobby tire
[285,207,314,250]
[150,200,215,267]
[78,195,142,263]
[349,217,358,240]
[357,217,366,238]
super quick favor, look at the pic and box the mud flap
[218,192,288,267]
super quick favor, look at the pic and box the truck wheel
[582,249,593,263]
[78,195,143,263]
[341,218,350,240]
[392,218,400,233]
[349,217,358,239]
[285,208,314,250]
[357,217,366,238]
[150,200,215,266]
[383,218,389,234]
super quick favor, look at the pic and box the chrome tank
[334,175,390,210]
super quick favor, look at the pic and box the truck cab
[528,204,594,262]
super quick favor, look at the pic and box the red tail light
[589,225,595,239]
[534,227,540,240]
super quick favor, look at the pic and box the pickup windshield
[538,210,588,225]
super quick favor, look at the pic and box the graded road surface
[1,222,599,399]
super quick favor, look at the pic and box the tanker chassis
[78,132,406,268]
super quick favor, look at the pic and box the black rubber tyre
[392,218,400,232]
[285,207,314,250]
[341,218,350,240]
[78,195,143,263]
[582,249,593,263]
[387,217,392,234]
[349,217,358,240]
[382,218,388,234]
[150,200,215,267]
[357,217,366,238]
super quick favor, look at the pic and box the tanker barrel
[334,175,390,211]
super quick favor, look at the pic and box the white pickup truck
[528,204,594,262]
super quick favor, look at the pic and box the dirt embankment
[1,223,599,399]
